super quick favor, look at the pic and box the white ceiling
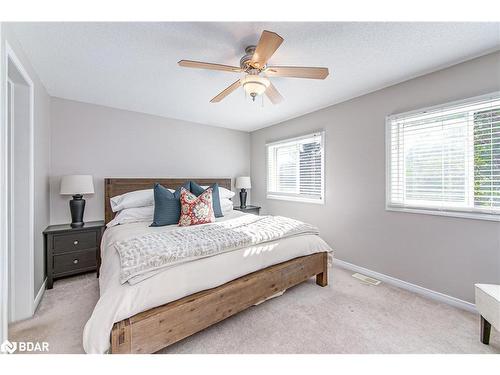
[11,22,500,132]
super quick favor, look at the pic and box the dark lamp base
[69,194,86,228]
[239,189,248,209]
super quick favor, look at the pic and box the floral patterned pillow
[178,187,215,226]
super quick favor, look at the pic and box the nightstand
[233,205,261,215]
[44,220,105,289]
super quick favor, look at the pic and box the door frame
[6,77,14,322]
[0,22,6,344]
[1,40,35,326]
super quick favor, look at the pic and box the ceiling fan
[178,30,329,104]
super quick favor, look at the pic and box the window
[267,132,324,204]
[387,92,500,220]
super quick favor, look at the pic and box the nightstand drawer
[53,248,96,275]
[52,231,97,253]
[44,220,105,289]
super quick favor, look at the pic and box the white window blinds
[387,92,500,220]
[267,132,324,204]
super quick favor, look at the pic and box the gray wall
[1,24,51,297]
[50,98,251,224]
[250,51,500,303]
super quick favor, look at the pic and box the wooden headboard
[104,178,232,224]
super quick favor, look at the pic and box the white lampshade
[241,75,270,97]
[60,175,94,195]
[235,176,251,189]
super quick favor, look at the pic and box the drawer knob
[73,259,79,264]
[73,240,79,245]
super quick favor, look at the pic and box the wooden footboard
[110,252,328,354]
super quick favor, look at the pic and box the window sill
[386,206,500,222]
[267,194,324,205]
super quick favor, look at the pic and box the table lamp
[60,175,94,227]
[235,176,251,208]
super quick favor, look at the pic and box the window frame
[385,91,500,222]
[266,131,325,205]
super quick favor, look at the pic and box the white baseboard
[334,259,476,313]
[33,278,47,314]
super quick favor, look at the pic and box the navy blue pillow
[151,181,190,226]
[190,181,223,218]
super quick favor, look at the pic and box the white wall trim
[33,278,46,314]
[386,206,500,222]
[7,78,15,321]
[334,259,477,313]
[5,41,35,322]
[0,21,9,344]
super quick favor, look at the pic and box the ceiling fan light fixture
[178,30,328,104]
[241,75,270,100]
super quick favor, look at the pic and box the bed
[82,178,332,354]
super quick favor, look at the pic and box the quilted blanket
[114,214,320,284]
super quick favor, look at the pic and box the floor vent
[352,273,381,286]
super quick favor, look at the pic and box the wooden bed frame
[104,178,328,354]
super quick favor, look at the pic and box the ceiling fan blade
[178,60,242,73]
[210,80,242,103]
[266,66,329,79]
[265,82,283,104]
[250,30,284,69]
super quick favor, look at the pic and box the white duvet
[82,211,332,354]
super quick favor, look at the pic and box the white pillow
[220,198,233,215]
[219,187,235,199]
[110,189,153,212]
[108,197,234,227]
[110,185,233,212]
[106,206,154,227]
[201,186,235,199]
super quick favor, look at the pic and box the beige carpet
[9,266,500,354]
